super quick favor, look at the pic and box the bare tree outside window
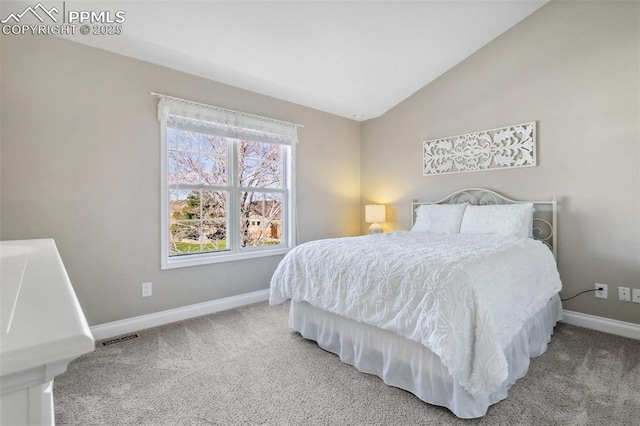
[167,128,284,256]
[238,140,283,248]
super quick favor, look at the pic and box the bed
[269,188,562,418]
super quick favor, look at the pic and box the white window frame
[157,95,299,269]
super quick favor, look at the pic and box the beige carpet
[54,301,640,425]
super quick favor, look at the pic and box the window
[157,95,299,269]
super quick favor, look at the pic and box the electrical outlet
[142,282,152,297]
[618,286,631,302]
[632,288,640,304]
[595,283,607,299]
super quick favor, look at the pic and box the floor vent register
[101,334,140,346]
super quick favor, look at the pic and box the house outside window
[157,95,300,269]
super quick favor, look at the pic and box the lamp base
[368,223,383,234]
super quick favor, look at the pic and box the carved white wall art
[423,122,536,176]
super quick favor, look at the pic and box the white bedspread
[270,232,562,399]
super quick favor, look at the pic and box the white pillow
[412,203,468,234]
[460,203,534,237]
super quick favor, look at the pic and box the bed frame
[412,188,558,259]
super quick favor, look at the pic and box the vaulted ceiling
[10,1,547,120]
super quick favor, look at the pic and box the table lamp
[365,205,385,234]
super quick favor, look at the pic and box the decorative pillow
[460,203,534,237]
[412,203,468,234]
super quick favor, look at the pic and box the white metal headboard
[412,188,558,258]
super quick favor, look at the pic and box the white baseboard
[90,289,270,340]
[90,296,639,342]
[561,310,639,340]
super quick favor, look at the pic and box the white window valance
[154,93,301,145]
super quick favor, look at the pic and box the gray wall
[0,35,361,326]
[362,1,639,324]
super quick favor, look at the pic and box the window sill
[161,247,291,270]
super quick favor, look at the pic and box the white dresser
[0,239,95,425]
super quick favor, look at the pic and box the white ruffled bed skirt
[290,294,562,419]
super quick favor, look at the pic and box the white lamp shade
[365,205,386,223]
